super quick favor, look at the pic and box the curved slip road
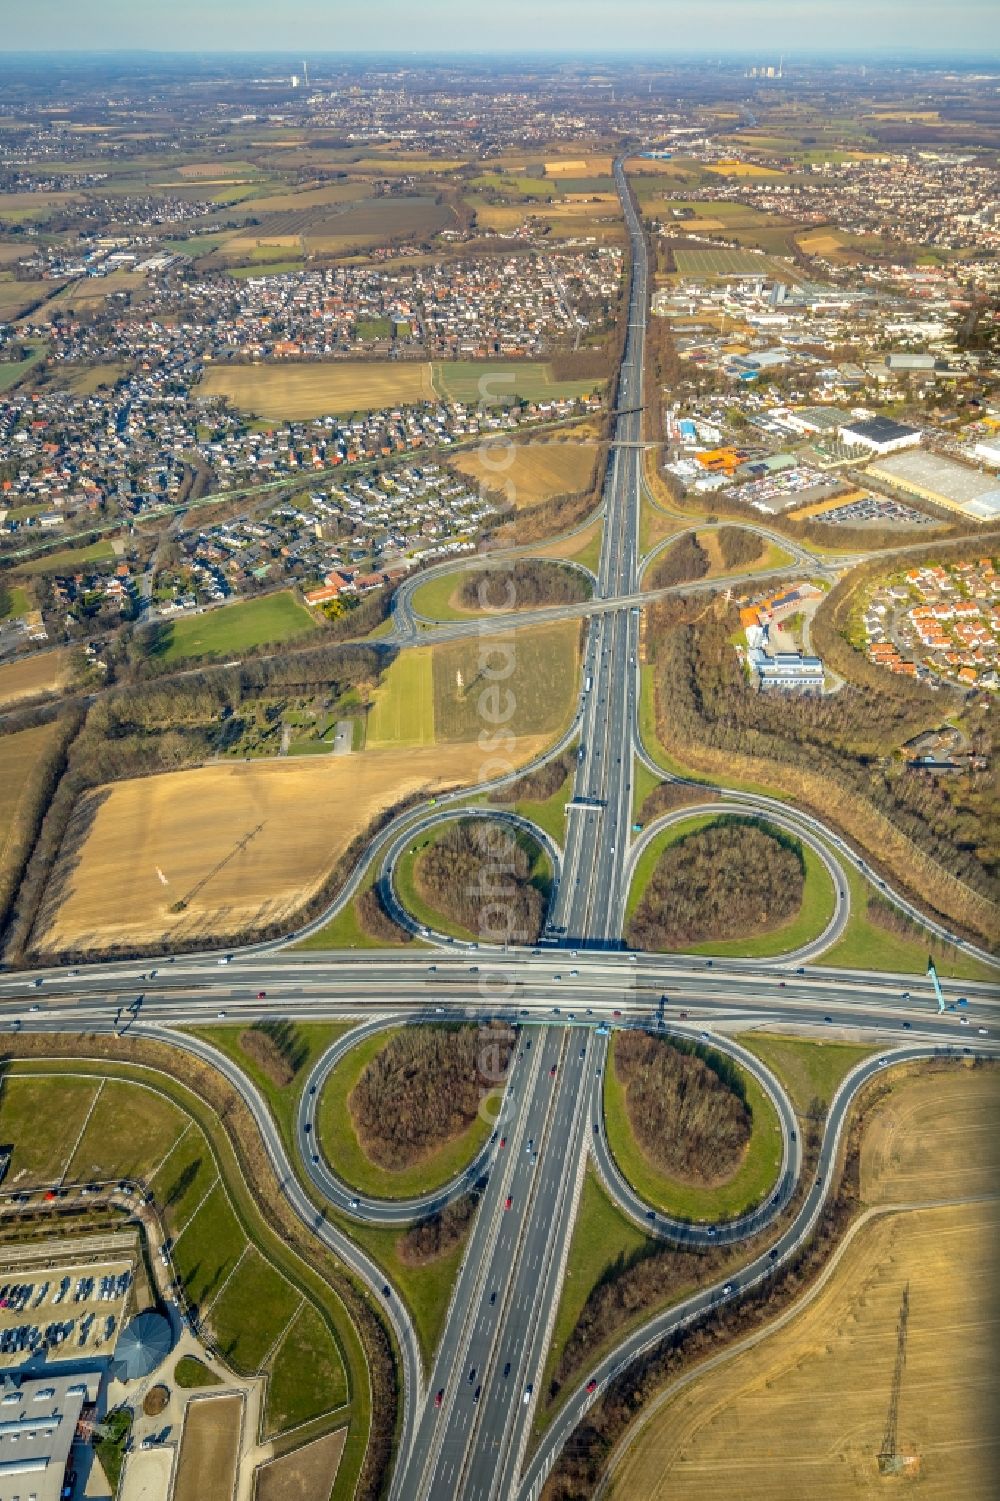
[515,1043,953,1501]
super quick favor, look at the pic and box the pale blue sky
[3,0,998,56]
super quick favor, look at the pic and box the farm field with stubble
[32,745,536,952]
[607,1066,1000,1501]
[33,622,578,952]
[0,649,73,707]
[446,424,599,507]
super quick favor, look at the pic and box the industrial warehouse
[865,450,1000,521]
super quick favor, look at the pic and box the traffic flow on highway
[0,158,996,1501]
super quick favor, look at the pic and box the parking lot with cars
[0,1257,134,1369]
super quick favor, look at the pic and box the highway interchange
[1,156,997,1500]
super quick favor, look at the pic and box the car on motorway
[523,1383,533,1405]
[499,1136,506,1149]
[473,1384,481,1403]
[216,1010,226,1019]
[382,1284,390,1297]
[570,969,578,978]
[722,1282,734,1296]
[824,1015,833,1024]
[959,1017,969,1026]
[902,1021,911,1029]
[549,1064,557,1077]
[957,997,968,1007]
[435,1389,444,1408]
[28,1004,39,1013]
[217,955,232,966]
[586,1378,598,1394]
[350,1197,360,1209]
[490,1290,497,1306]
[468,1367,476,1383]
[256,990,266,999]
[613,1009,622,1017]
[504,1195,513,1211]
[503,1362,511,1378]
[979,1027,989,1036]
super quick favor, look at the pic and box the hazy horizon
[3,0,998,59]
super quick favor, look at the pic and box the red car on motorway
[549,1064,557,1077]
[499,1136,506,1149]
[505,1195,513,1211]
[257,990,266,999]
[586,1379,598,1394]
[434,1389,444,1408]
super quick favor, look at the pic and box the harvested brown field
[0,649,72,708]
[197,360,437,419]
[608,1067,1000,1501]
[236,182,373,214]
[35,738,552,952]
[796,229,849,255]
[447,427,598,508]
[255,1427,347,1501]
[544,156,614,175]
[173,1394,242,1501]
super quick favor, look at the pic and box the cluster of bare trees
[350,1024,513,1171]
[614,1032,752,1184]
[717,525,766,570]
[645,596,999,943]
[238,1021,308,1088]
[647,533,710,589]
[489,748,575,806]
[415,819,546,945]
[456,560,590,612]
[356,885,413,944]
[627,819,804,950]
[397,1193,478,1266]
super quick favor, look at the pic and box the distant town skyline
[3,0,999,57]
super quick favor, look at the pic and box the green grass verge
[263,1301,349,1436]
[187,1022,353,1162]
[409,571,481,623]
[625,813,834,958]
[14,538,117,575]
[95,1408,132,1492]
[603,1035,783,1222]
[335,1214,468,1369]
[394,835,480,942]
[154,590,318,663]
[817,855,996,983]
[539,1166,650,1418]
[432,360,604,404]
[0,584,29,620]
[636,666,791,801]
[316,1026,499,1200]
[512,766,575,848]
[174,1355,222,1388]
[735,1032,876,1117]
[630,757,662,823]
